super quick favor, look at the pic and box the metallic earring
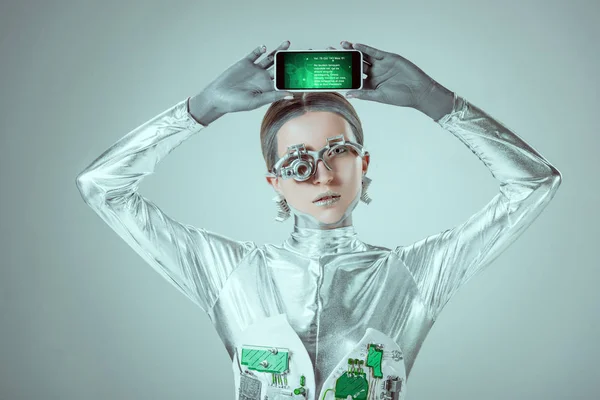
[360,176,372,205]
[273,193,291,222]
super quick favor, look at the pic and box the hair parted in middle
[260,92,365,172]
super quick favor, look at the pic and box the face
[266,111,370,225]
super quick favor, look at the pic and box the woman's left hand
[339,41,444,112]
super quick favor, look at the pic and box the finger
[351,43,386,60]
[340,40,373,65]
[246,45,267,62]
[340,40,375,65]
[340,41,353,50]
[345,89,380,101]
[268,67,274,80]
[340,41,371,76]
[341,41,383,62]
[257,40,291,69]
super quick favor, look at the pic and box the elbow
[549,166,562,190]
[75,172,104,207]
[536,166,562,198]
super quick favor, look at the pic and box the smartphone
[274,50,363,92]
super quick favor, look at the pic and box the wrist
[415,81,454,122]
[188,92,225,127]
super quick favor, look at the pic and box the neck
[285,220,360,256]
[292,212,353,230]
[283,190,364,256]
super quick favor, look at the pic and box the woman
[76,40,561,400]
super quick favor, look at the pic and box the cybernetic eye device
[266,135,367,182]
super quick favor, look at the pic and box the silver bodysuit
[76,94,561,400]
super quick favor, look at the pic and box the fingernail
[346,93,354,98]
[284,95,293,100]
[261,45,266,52]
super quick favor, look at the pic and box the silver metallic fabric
[76,94,561,399]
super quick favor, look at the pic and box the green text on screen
[284,52,354,89]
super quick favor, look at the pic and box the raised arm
[395,93,561,320]
[76,97,254,312]
[76,42,295,313]
[338,40,562,320]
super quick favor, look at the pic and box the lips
[313,190,341,203]
[314,195,340,202]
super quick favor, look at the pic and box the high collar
[283,224,365,257]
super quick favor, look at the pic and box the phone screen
[274,50,363,91]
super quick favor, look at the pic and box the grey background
[1,0,598,399]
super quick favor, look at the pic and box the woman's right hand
[189,41,295,126]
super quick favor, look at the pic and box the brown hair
[260,92,364,171]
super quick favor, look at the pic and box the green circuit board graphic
[240,346,289,374]
[283,52,353,89]
[334,371,369,400]
[366,344,383,379]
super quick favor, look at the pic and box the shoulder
[363,242,393,252]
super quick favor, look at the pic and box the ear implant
[360,176,372,204]
[273,193,291,222]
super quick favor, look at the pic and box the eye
[329,146,348,156]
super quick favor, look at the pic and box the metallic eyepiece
[267,134,368,182]
[289,159,313,181]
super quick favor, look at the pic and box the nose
[312,159,333,185]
